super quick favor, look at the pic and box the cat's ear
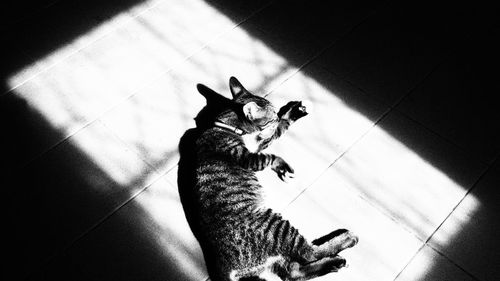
[243,101,266,121]
[197,83,232,109]
[229,76,248,99]
[197,83,220,100]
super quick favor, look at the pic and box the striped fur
[177,77,358,281]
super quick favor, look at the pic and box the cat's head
[196,77,279,139]
[227,77,279,138]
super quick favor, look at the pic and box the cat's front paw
[271,156,294,182]
[277,101,308,122]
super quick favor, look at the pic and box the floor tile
[326,110,486,241]
[172,24,299,97]
[395,245,476,281]
[98,19,306,178]
[6,0,257,166]
[396,25,500,164]
[429,160,500,281]
[9,50,130,143]
[242,0,385,66]
[77,0,247,95]
[0,93,69,172]
[65,176,207,281]
[5,1,499,280]
[5,0,143,84]
[110,44,389,203]
[134,0,248,55]
[5,121,159,280]
[256,65,388,210]
[315,1,498,105]
[98,75,204,175]
[283,166,422,281]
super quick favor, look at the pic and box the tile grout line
[423,162,495,273]
[179,5,493,280]
[107,0,391,221]
[282,105,392,210]
[387,20,500,280]
[263,3,499,279]
[9,0,276,174]
[272,0,399,215]
[280,104,431,245]
[392,156,495,281]
[264,0,393,98]
[68,1,330,278]
[4,0,165,95]
[123,5,496,281]
[34,2,285,264]
[393,105,493,166]
[386,36,486,281]
[25,159,174,281]
[76,0,281,214]
[426,244,482,281]
[73,0,278,173]
[24,2,279,277]
[14,117,99,171]
[95,119,180,183]
[11,0,373,177]
[5,0,269,96]
[279,13,480,269]
[67,166,169,246]
[22,0,485,278]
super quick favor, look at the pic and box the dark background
[2,0,499,280]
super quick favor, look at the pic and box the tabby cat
[177,77,358,281]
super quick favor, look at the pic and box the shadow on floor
[204,0,500,182]
[1,87,202,281]
[2,0,499,280]
[203,0,500,280]
[1,0,147,81]
[1,0,201,280]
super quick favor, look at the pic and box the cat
[177,77,358,281]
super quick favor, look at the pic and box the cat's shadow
[177,83,232,278]
[177,83,235,234]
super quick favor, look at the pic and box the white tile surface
[283,166,422,281]
[327,111,485,241]
[7,1,498,281]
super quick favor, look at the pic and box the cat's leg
[275,101,308,138]
[286,231,356,281]
[311,229,358,259]
[278,101,308,123]
[288,255,347,281]
[290,229,357,265]
[234,144,294,180]
[239,150,293,174]
[270,154,294,181]
[258,101,308,152]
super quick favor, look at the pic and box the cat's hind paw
[288,255,347,281]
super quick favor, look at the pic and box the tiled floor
[2,0,499,280]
